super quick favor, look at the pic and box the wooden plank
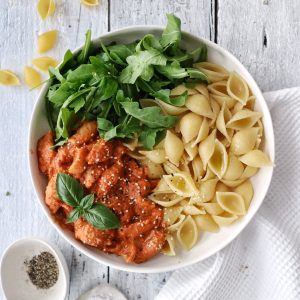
[217,0,300,91]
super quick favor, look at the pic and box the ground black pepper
[25,251,59,289]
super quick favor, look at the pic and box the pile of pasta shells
[129,62,272,255]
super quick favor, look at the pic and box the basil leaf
[160,14,181,51]
[56,173,84,207]
[84,203,120,229]
[66,207,83,224]
[56,107,76,139]
[77,30,92,64]
[121,101,177,129]
[80,194,94,210]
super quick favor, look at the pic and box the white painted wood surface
[0,1,299,299]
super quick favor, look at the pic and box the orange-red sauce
[37,121,166,263]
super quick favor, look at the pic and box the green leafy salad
[46,14,208,150]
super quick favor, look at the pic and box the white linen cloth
[156,88,300,300]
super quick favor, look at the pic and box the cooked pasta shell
[216,102,233,142]
[223,154,244,181]
[24,66,42,88]
[179,112,203,143]
[37,0,56,20]
[230,128,259,155]
[208,139,228,179]
[198,129,216,169]
[227,72,249,105]
[38,30,58,53]
[200,166,216,181]
[232,95,256,114]
[140,159,164,179]
[32,56,59,71]
[170,84,198,96]
[185,94,214,118]
[212,212,238,226]
[148,192,184,208]
[209,97,221,127]
[164,131,184,166]
[139,149,166,164]
[239,150,272,167]
[208,81,236,109]
[164,205,184,225]
[220,178,246,188]
[226,110,262,130]
[216,191,246,215]
[163,161,180,175]
[127,150,146,160]
[177,215,198,250]
[161,234,176,256]
[191,117,209,147]
[194,83,209,98]
[216,182,231,192]
[184,142,198,161]
[241,166,258,178]
[191,156,205,181]
[193,214,219,232]
[193,62,229,83]
[199,201,224,215]
[183,204,206,215]
[168,214,186,232]
[163,172,199,197]
[81,0,99,6]
[0,69,20,86]
[192,178,218,203]
[152,178,172,193]
[156,99,188,115]
[123,136,139,151]
[234,180,253,210]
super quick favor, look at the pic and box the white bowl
[0,238,69,300]
[28,26,275,273]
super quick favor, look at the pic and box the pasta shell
[191,156,205,181]
[216,102,233,142]
[37,0,56,20]
[139,159,164,179]
[38,30,58,53]
[164,206,184,225]
[241,166,258,178]
[198,129,216,169]
[163,161,180,175]
[227,72,249,105]
[212,212,238,226]
[208,81,236,109]
[192,178,218,203]
[183,204,206,215]
[220,178,246,188]
[184,142,198,161]
[161,235,176,256]
[208,139,228,179]
[230,128,259,155]
[216,182,231,192]
[127,150,146,160]
[223,154,244,181]
[170,84,198,96]
[139,149,166,164]
[234,180,253,210]
[0,69,20,86]
[148,192,184,208]
[179,113,203,143]
[199,202,224,215]
[24,66,42,88]
[123,136,139,151]
[177,215,198,250]
[193,62,229,83]
[200,166,216,181]
[185,94,214,118]
[156,99,188,115]
[194,83,209,98]
[216,192,246,215]
[32,56,59,71]
[239,150,272,167]
[209,97,221,127]
[226,110,262,130]
[164,131,184,166]
[81,0,99,6]
[232,95,256,114]
[168,214,186,232]
[191,117,209,147]
[152,178,172,193]
[163,172,199,197]
[193,214,219,232]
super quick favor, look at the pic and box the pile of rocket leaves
[46,14,208,150]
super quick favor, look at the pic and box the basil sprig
[56,173,120,229]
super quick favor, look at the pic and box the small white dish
[0,237,69,300]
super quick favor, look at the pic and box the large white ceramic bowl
[28,26,275,273]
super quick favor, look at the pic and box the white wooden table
[0,1,299,299]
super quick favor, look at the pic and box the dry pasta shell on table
[163,172,199,197]
[223,153,244,181]
[176,215,198,250]
[226,110,262,130]
[81,0,99,6]
[32,56,58,71]
[234,180,254,210]
[216,101,233,142]
[193,214,220,233]
[161,234,176,256]
[179,112,203,143]
[216,191,246,215]
[227,72,249,105]
[0,70,20,85]
[230,128,260,155]
[208,139,228,179]
[185,94,214,119]
[37,0,56,20]
[164,130,184,166]
[148,192,184,208]
[212,212,238,226]
[198,129,216,170]
[170,84,198,96]
[193,62,229,83]
[24,66,42,88]
[38,30,58,53]
[191,117,209,147]
[239,150,272,168]
[139,149,166,164]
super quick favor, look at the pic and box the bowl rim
[28,25,275,273]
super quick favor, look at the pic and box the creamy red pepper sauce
[37,121,166,263]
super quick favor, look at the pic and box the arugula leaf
[56,173,84,207]
[97,118,114,131]
[119,49,167,84]
[49,67,65,83]
[84,203,120,229]
[136,34,162,51]
[187,68,208,81]
[154,89,188,106]
[107,44,135,64]
[155,62,188,80]
[59,49,76,72]
[77,30,92,64]
[121,101,177,128]
[67,64,95,83]
[69,97,85,113]
[139,128,160,150]
[56,108,76,139]
[66,207,83,224]
[98,76,118,100]
[160,14,181,51]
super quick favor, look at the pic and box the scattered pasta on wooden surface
[0,70,20,86]
[37,30,58,53]
[37,0,56,20]
[24,66,42,88]
[32,56,59,71]
[81,0,99,6]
